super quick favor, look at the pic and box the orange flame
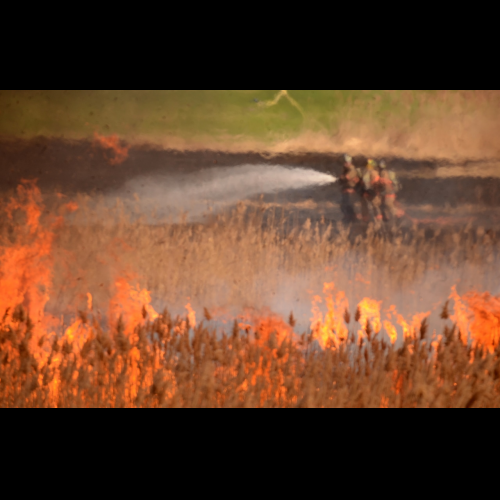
[186,301,197,329]
[311,283,349,348]
[398,312,430,339]
[450,291,500,352]
[0,180,56,331]
[64,319,92,351]
[357,298,382,338]
[239,308,294,346]
[465,293,500,351]
[109,278,159,337]
[94,132,130,165]
[383,321,398,344]
[65,201,79,213]
[386,305,430,342]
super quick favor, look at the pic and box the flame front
[311,283,349,348]
[0,181,56,342]
[357,298,382,338]
[451,291,500,352]
[109,278,159,337]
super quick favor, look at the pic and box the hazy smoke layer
[151,259,500,344]
[115,165,337,220]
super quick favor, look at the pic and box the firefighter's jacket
[379,169,400,196]
[361,168,380,193]
[339,165,360,193]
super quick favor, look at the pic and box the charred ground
[1,137,500,229]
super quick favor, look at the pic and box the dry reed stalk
[1,189,500,408]
[41,199,498,311]
[1,306,500,408]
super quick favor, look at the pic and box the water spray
[117,165,338,220]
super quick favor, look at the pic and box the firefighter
[379,160,401,222]
[360,159,382,222]
[339,154,360,223]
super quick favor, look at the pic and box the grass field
[1,90,499,158]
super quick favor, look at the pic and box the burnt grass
[1,137,500,230]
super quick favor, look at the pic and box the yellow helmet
[367,159,378,170]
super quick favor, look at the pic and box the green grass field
[0,90,498,157]
[0,90,474,138]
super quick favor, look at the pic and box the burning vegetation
[94,133,130,165]
[1,182,500,408]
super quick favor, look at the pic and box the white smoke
[114,165,337,220]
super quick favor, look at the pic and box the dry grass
[51,197,499,310]
[1,187,500,408]
[2,305,500,408]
